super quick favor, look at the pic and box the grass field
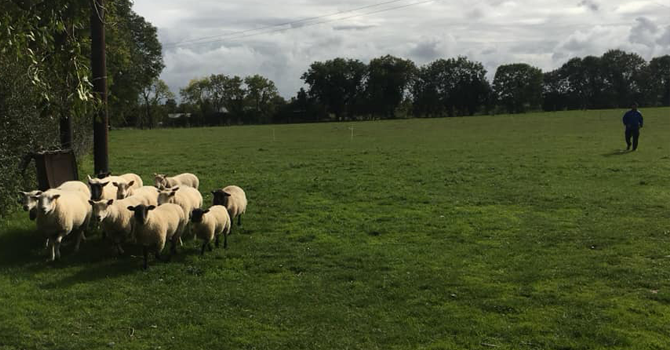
[1,108,669,349]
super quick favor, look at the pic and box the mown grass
[1,108,669,349]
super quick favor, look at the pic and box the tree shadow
[602,149,631,157]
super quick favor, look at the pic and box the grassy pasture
[1,108,669,349]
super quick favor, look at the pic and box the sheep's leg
[48,239,56,262]
[238,215,241,227]
[44,238,50,249]
[117,244,125,255]
[55,235,63,260]
[224,232,228,249]
[215,234,220,248]
[74,230,84,252]
[208,242,213,252]
[200,241,207,255]
[170,237,178,255]
[142,246,149,270]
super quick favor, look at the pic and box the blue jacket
[623,110,643,129]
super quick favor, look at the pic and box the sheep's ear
[203,209,210,214]
[222,192,231,197]
[148,205,156,211]
[35,191,42,196]
[127,206,135,211]
[128,180,134,187]
[88,200,95,205]
[99,181,109,187]
[87,175,93,180]
[52,194,60,200]
[211,190,217,195]
[169,191,177,197]
[171,186,180,192]
[112,182,118,186]
[107,199,114,205]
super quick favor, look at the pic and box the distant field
[1,108,669,349]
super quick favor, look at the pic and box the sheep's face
[127,204,156,225]
[37,192,61,215]
[191,208,209,223]
[89,199,115,223]
[157,187,179,205]
[211,190,231,207]
[19,191,41,220]
[19,190,40,212]
[112,181,134,199]
[87,175,110,201]
[153,174,168,188]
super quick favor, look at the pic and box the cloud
[629,16,659,47]
[578,0,599,12]
[129,0,670,98]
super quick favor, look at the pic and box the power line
[164,0,437,49]
[164,0,412,47]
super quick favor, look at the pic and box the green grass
[1,108,670,349]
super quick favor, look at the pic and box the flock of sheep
[18,172,247,269]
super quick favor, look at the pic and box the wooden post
[91,0,108,174]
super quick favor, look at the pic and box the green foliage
[493,63,543,113]
[106,0,165,127]
[1,108,670,348]
[648,55,670,106]
[179,74,284,126]
[412,56,491,117]
[367,54,417,118]
[301,58,368,120]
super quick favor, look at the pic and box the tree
[366,55,416,119]
[600,49,647,107]
[140,79,174,128]
[493,63,543,113]
[106,0,164,127]
[412,57,490,117]
[648,55,670,106]
[244,75,281,124]
[301,58,367,121]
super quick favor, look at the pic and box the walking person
[622,102,644,151]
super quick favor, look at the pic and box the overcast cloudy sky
[132,0,670,98]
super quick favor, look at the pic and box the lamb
[89,196,144,254]
[36,189,92,261]
[18,190,41,221]
[19,181,90,221]
[120,185,159,206]
[111,173,144,199]
[211,185,247,229]
[154,173,199,189]
[191,206,231,255]
[157,186,203,244]
[127,204,186,269]
[88,175,127,200]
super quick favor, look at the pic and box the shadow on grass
[602,149,631,157]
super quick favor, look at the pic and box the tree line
[171,50,670,126]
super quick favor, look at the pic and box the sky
[132,0,670,98]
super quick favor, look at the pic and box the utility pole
[91,0,108,174]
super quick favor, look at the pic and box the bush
[0,56,92,218]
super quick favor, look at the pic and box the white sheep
[127,204,186,269]
[36,189,92,261]
[211,185,247,229]
[111,173,143,199]
[154,173,199,189]
[191,206,231,255]
[89,196,144,255]
[123,186,159,206]
[157,186,203,244]
[19,181,90,221]
[18,190,41,221]
[87,175,127,200]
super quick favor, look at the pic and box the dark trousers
[625,128,640,150]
